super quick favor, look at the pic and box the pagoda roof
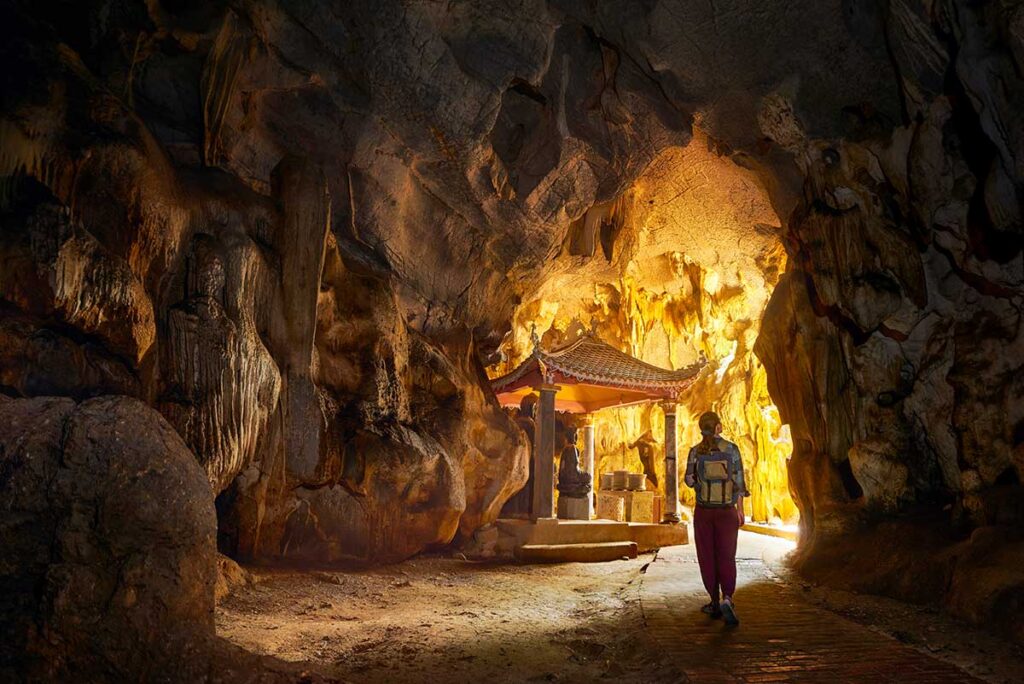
[490,334,707,413]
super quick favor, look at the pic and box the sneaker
[720,598,739,626]
[700,602,722,619]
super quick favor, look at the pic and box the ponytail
[698,431,716,454]
[697,411,722,454]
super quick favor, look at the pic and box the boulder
[0,396,217,681]
[215,555,255,603]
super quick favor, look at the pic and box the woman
[683,411,749,626]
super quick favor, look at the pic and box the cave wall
[755,1,1024,539]
[0,2,536,563]
[751,1,1024,637]
[1,0,1021,612]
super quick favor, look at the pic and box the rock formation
[0,396,216,680]
[1,0,1023,663]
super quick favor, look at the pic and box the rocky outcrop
[215,554,255,603]
[753,1,1024,638]
[0,396,216,680]
[215,234,529,563]
[1,4,531,563]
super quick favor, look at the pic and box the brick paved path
[641,533,980,683]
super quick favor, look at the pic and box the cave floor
[217,532,1021,683]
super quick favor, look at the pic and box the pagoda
[492,331,707,524]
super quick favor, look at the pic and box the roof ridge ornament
[530,324,541,358]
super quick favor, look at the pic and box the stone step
[629,521,688,551]
[514,541,639,563]
[497,518,629,546]
[496,518,688,551]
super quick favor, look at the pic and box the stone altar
[596,490,659,523]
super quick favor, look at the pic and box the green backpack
[696,447,734,507]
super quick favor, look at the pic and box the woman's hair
[697,411,722,453]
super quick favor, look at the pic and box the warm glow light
[489,134,798,525]
[715,340,738,384]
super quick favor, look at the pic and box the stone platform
[496,517,688,562]
[515,541,638,563]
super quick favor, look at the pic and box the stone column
[531,384,559,520]
[661,400,681,523]
[270,156,330,482]
[581,415,596,519]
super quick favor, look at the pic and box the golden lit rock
[492,133,796,524]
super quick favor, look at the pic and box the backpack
[695,446,734,508]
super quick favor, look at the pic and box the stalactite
[201,11,249,167]
[0,119,61,209]
[490,138,794,523]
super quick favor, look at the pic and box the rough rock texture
[0,396,216,680]
[215,554,255,603]
[1,0,1022,641]
[752,0,1024,640]
[1,1,533,563]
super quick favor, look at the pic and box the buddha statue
[557,425,592,499]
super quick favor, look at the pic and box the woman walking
[684,411,749,626]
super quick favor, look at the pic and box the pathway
[640,532,980,683]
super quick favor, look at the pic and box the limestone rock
[463,523,502,560]
[215,554,254,604]
[847,440,910,512]
[0,396,217,680]
[0,202,154,397]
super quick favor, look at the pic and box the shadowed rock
[0,396,216,680]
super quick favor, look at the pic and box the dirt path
[217,532,1023,683]
[643,534,1023,683]
[217,553,676,682]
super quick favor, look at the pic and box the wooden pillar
[531,384,559,520]
[581,415,596,519]
[662,400,681,523]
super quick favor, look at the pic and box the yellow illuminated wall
[491,136,797,524]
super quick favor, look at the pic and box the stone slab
[597,490,657,523]
[627,490,655,523]
[629,521,688,551]
[596,491,626,521]
[514,541,638,563]
[495,518,688,556]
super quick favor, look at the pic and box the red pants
[694,505,740,602]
